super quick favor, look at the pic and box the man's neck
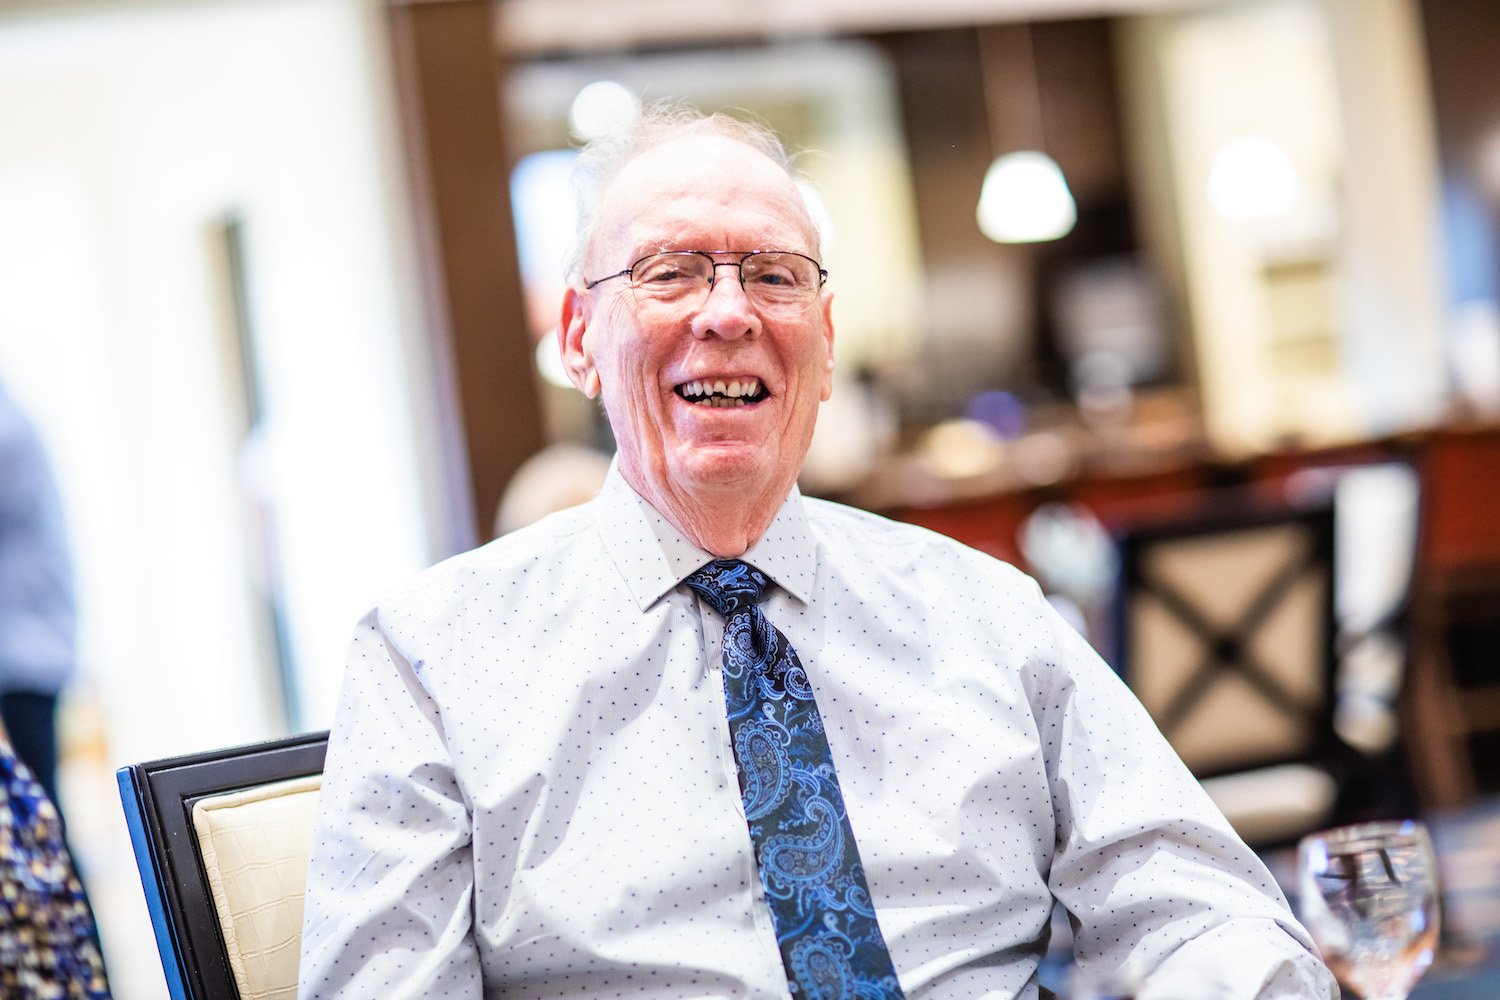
[621,468,788,559]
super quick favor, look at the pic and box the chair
[1111,497,1347,845]
[117,730,328,1000]
[1403,424,1500,809]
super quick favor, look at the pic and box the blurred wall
[0,0,443,755]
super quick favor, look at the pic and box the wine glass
[1297,820,1441,1000]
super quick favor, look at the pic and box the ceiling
[497,0,1220,56]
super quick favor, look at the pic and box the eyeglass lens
[629,252,822,314]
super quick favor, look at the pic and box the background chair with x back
[1110,496,1356,846]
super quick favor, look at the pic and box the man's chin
[670,444,784,498]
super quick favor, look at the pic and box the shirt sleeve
[1034,595,1337,1000]
[299,609,482,999]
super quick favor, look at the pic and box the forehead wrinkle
[627,226,696,261]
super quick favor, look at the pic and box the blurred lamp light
[534,331,573,389]
[1207,136,1301,220]
[967,389,1026,440]
[569,81,639,142]
[918,418,1005,479]
[976,150,1077,244]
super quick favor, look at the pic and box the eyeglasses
[584,250,828,317]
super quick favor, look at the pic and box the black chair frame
[1111,499,1341,780]
[117,730,329,1000]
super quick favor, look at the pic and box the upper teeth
[679,378,763,400]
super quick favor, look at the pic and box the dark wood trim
[387,0,544,545]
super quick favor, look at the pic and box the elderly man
[299,106,1336,999]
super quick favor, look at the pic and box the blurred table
[1261,796,1500,999]
[1408,796,1500,998]
[875,420,1500,807]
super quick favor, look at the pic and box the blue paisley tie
[684,559,905,1000]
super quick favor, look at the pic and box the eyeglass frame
[582,249,829,306]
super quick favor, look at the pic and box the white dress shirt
[300,466,1335,999]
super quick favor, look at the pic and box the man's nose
[692,264,759,340]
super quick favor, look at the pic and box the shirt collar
[596,461,817,612]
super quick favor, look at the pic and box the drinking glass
[1297,820,1440,1000]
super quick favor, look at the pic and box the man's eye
[638,256,707,285]
[750,269,797,287]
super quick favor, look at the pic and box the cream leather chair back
[192,775,322,1000]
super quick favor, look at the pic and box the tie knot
[683,559,769,617]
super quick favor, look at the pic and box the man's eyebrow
[631,233,689,257]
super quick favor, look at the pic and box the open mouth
[674,378,767,408]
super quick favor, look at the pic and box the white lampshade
[1207,136,1301,220]
[977,150,1078,244]
[534,331,573,389]
[568,80,639,142]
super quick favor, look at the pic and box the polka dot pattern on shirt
[299,469,1331,999]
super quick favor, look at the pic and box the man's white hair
[565,101,809,285]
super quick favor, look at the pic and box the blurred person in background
[0,381,108,995]
[0,380,76,815]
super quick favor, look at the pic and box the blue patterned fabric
[0,741,110,998]
[685,559,904,1000]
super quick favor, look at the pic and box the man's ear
[559,287,601,399]
[818,289,836,402]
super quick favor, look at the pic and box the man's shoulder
[801,495,1028,583]
[375,501,601,616]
